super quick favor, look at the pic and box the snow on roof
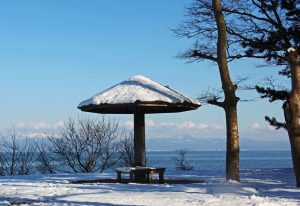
[78,75,200,107]
[287,47,296,52]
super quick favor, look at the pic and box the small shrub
[173,149,193,171]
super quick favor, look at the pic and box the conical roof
[78,75,200,114]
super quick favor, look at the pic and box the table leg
[117,172,121,183]
[159,172,164,184]
[147,172,153,183]
[130,172,134,182]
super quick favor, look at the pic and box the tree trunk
[212,0,240,181]
[225,100,240,181]
[284,50,300,187]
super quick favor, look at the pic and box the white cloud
[122,119,224,139]
[16,122,26,128]
[124,120,157,127]
[26,132,49,138]
[146,119,155,127]
[124,120,134,128]
[179,121,209,130]
[180,121,196,129]
[124,119,215,131]
[267,125,276,131]
[160,121,176,127]
[250,122,261,130]
[15,120,65,130]
[53,120,65,128]
[121,119,288,140]
[120,118,289,140]
[26,132,60,139]
[198,123,209,129]
[212,124,223,129]
[241,122,288,140]
[32,122,51,129]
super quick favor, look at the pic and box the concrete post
[134,112,146,167]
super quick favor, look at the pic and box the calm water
[146,151,292,173]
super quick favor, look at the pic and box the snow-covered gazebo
[78,75,200,167]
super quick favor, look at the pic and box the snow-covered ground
[0,168,299,206]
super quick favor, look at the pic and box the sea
[146,150,292,174]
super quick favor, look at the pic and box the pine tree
[232,0,300,187]
[175,0,300,186]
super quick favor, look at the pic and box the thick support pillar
[134,112,146,167]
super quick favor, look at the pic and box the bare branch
[197,87,224,108]
[49,117,121,173]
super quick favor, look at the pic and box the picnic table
[115,167,166,184]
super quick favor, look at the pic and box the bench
[115,167,166,184]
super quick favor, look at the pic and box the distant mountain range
[146,136,290,151]
[20,135,290,151]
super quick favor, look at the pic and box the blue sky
[0,1,289,142]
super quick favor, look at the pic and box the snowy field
[0,168,299,206]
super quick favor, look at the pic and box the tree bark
[284,50,300,187]
[225,100,240,181]
[212,0,240,181]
